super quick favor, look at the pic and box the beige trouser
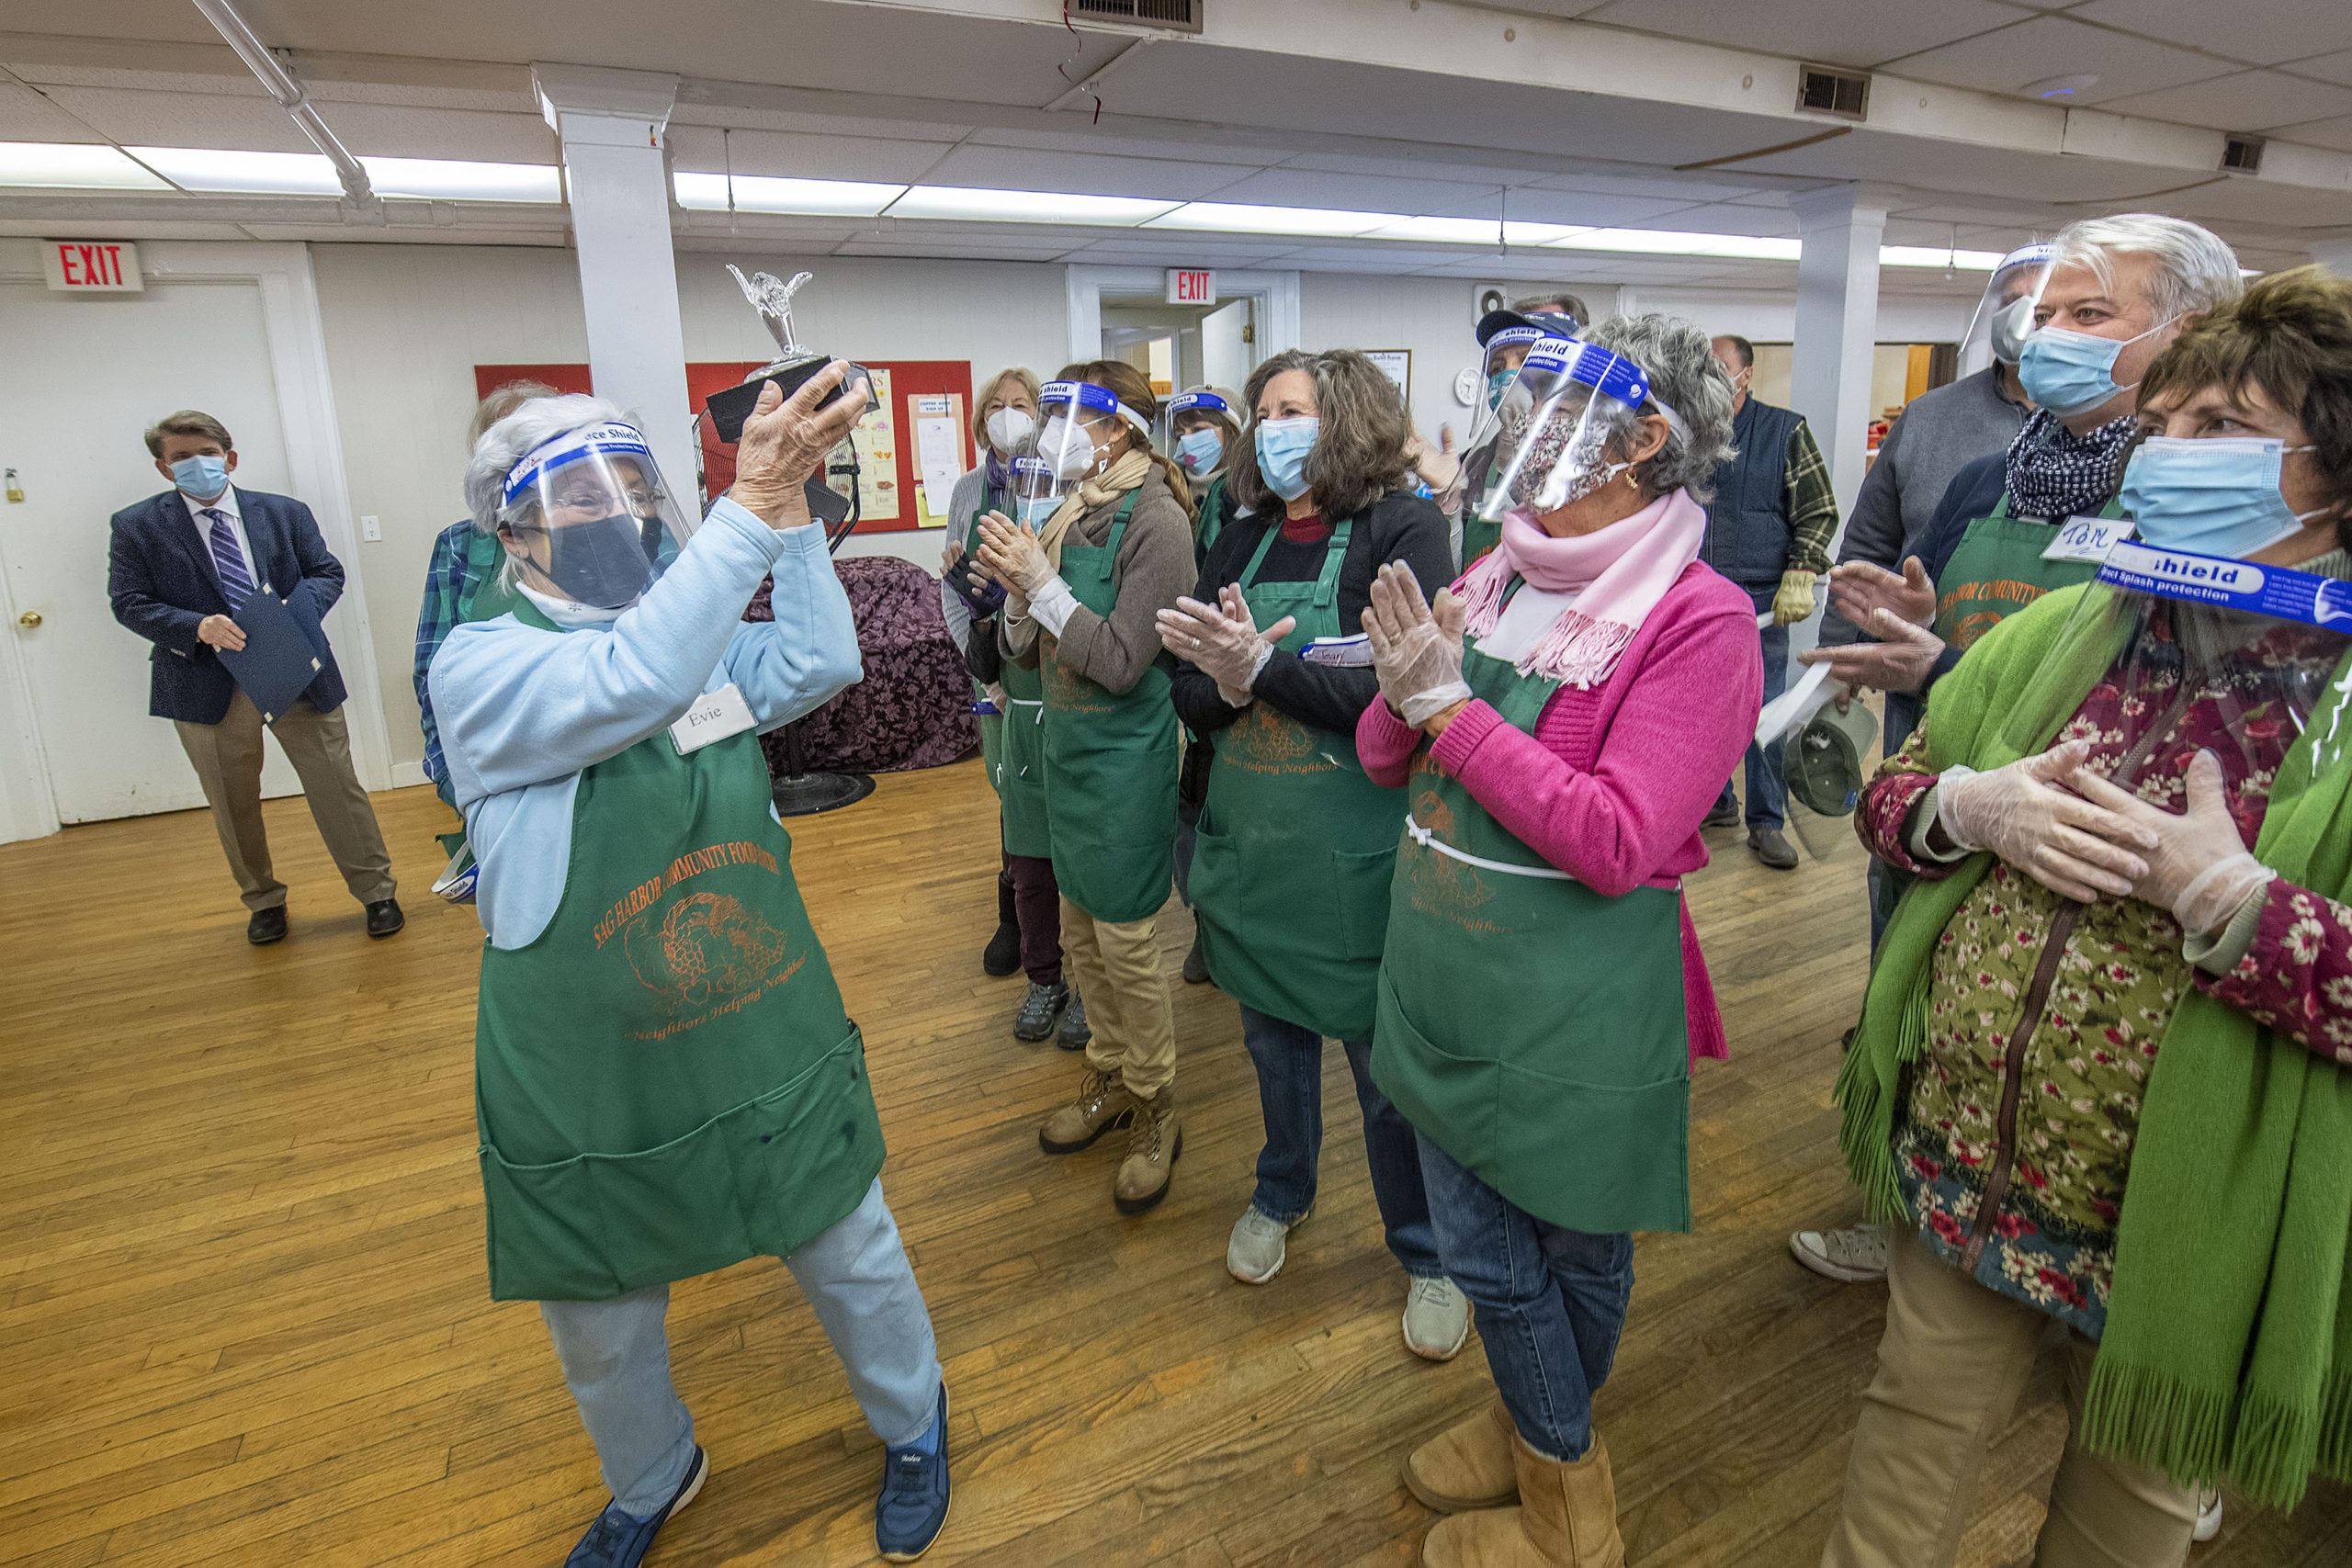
[1822,1233,2197,1568]
[174,691,397,912]
[1059,896,1175,1098]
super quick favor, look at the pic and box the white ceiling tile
[1578,0,2027,71]
[2267,115,2352,152]
[666,126,953,183]
[2164,175,2352,228]
[1878,16,2230,105]
[1181,167,1492,215]
[2284,51,2352,90]
[302,103,557,164]
[1528,171,1782,203]
[1484,189,1708,226]
[2099,70,2352,132]
[35,84,312,154]
[2067,0,2352,68]
[831,236,1076,263]
[0,81,95,142]
[915,144,1259,201]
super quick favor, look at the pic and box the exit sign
[1166,268,1216,305]
[42,240,142,293]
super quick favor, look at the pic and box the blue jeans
[1239,1004,1443,1279]
[537,1179,941,1516]
[1716,621,1789,829]
[1416,1135,1634,1461]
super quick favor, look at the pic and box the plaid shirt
[1781,419,1838,577]
[414,520,500,805]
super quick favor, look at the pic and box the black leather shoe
[1014,981,1069,1042]
[1748,827,1799,871]
[365,897,406,938]
[982,920,1022,978]
[1182,932,1210,986]
[1057,991,1091,1052]
[1702,798,1742,829]
[246,906,288,946]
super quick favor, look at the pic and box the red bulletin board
[474,360,976,530]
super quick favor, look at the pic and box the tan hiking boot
[1038,1066,1135,1155]
[1405,1398,1519,1514]
[1422,1432,1623,1568]
[1113,1083,1182,1214]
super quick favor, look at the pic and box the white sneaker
[1790,1223,1892,1283]
[2194,1487,2223,1542]
[1227,1205,1297,1284]
[1402,1276,1472,1361]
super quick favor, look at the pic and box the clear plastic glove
[2071,749,2273,937]
[1798,606,1945,694]
[1828,556,1938,632]
[1934,739,2158,903]
[1157,585,1296,696]
[1363,560,1470,728]
[974,511,1056,596]
[1772,570,1819,627]
[1407,426,1462,497]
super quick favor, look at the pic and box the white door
[1201,297,1254,396]
[0,277,305,822]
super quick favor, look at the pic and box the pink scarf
[1452,488,1708,689]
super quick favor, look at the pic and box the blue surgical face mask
[1176,427,1224,474]
[2018,314,2178,419]
[1255,416,1318,502]
[2120,436,2329,558]
[1018,495,1060,526]
[170,454,229,501]
[1485,370,1516,412]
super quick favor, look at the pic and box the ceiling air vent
[1069,0,1204,32]
[2222,135,2265,175]
[1796,64,1871,122]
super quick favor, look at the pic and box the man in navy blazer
[108,409,401,945]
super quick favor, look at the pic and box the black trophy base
[772,771,876,816]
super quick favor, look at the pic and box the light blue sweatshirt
[429,497,862,950]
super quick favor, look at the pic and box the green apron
[1459,444,1503,569]
[1038,492,1180,924]
[960,502,1051,852]
[1193,472,1230,558]
[1370,595,1691,1235]
[1931,491,2121,654]
[1189,520,1404,1041]
[473,599,884,1302]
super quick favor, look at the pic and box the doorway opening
[1100,293,1257,398]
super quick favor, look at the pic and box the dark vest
[1701,397,1803,604]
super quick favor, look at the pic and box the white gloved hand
[1156,584,1297,695]
[974,511,1057,596]
[1363,560,1470,729]
[1798,607,1946,695]
[1827,556,1938,631]
[2070,749,2273,936]
[1934,739,2158,903]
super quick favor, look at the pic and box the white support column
[2313,233,2352,281]
[533,63,695,499]
[1788,185,1890,517]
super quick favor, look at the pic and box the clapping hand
[1363,561,1470,730]
[1800,607,1945,695]
[1158,584,1296,704]
[974,511,1055,597]
[1828,557,1937,632]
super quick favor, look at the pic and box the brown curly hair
[1226,349,1416,521]
[2140,265,2352,549]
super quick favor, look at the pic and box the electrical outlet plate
[360,514,381,541]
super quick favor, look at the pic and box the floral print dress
[1861,608,2352,1337]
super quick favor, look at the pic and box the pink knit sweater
[1355,561,1764,1062]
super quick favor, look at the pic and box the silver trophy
[729,265,818,376]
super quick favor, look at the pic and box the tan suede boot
[1421,1433,1623,1568]
[1405,1398,1520,1514]
[1113,1082,1182,1214]
[1038,1066,1135,1155]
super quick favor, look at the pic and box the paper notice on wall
[914,416,963,514]
[850,367,898,521]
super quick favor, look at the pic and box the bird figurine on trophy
[703,265,862,443]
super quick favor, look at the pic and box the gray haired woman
[1354,316,1759,1566]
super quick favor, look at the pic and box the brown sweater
[1001,465,1195,696]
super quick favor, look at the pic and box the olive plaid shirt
[1781,419,1838,578]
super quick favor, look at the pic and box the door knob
[16,611,39,628]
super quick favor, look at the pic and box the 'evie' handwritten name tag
[670,682,756,755]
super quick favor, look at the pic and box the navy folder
[218,586,324,723]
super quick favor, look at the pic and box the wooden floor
[5,759,2346,1568]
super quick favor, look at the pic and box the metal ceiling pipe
[187,0,381,219]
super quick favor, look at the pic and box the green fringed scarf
[1836,581,2352,1509]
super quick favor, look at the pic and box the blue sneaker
[565,1446,707,1567]
[876,1385,951,1562]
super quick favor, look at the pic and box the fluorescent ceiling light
[1365,215,1585,246]
[0,141,170,190]
[674,171,905,216]
[1879,245,2004,270]
[890,186,1178,225]
[1549,228,1803,260]
[1148,201,1405,237]
[362,155,560,204]
[130,146,341,196]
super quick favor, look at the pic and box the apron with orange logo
[1931,491,2120,654]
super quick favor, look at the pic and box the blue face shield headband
[1166,390,1230,420]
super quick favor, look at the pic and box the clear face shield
[1958,243,2057,377]
[1018,379,1150,513]
[1464,323,1577,455]
[1468,342,1674,526]
[499,422,697,610]
[1161,388,1235,478]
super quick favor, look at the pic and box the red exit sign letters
[43,240,143,293]
[1165,267,1216,305]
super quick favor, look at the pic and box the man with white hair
[429,367,954,1567]
[1790,213,2243,1299]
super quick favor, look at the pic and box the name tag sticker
[669,682,756,754]
[2042,518,2132,563]
[1302,634,1374,668]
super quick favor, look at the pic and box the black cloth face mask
[511,517,654,609]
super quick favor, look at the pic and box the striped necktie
[202,508,254,613]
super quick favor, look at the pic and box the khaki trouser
[1058,896,1175,1098]
[174,690,396,912]
[1822,1233,2197,1568]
